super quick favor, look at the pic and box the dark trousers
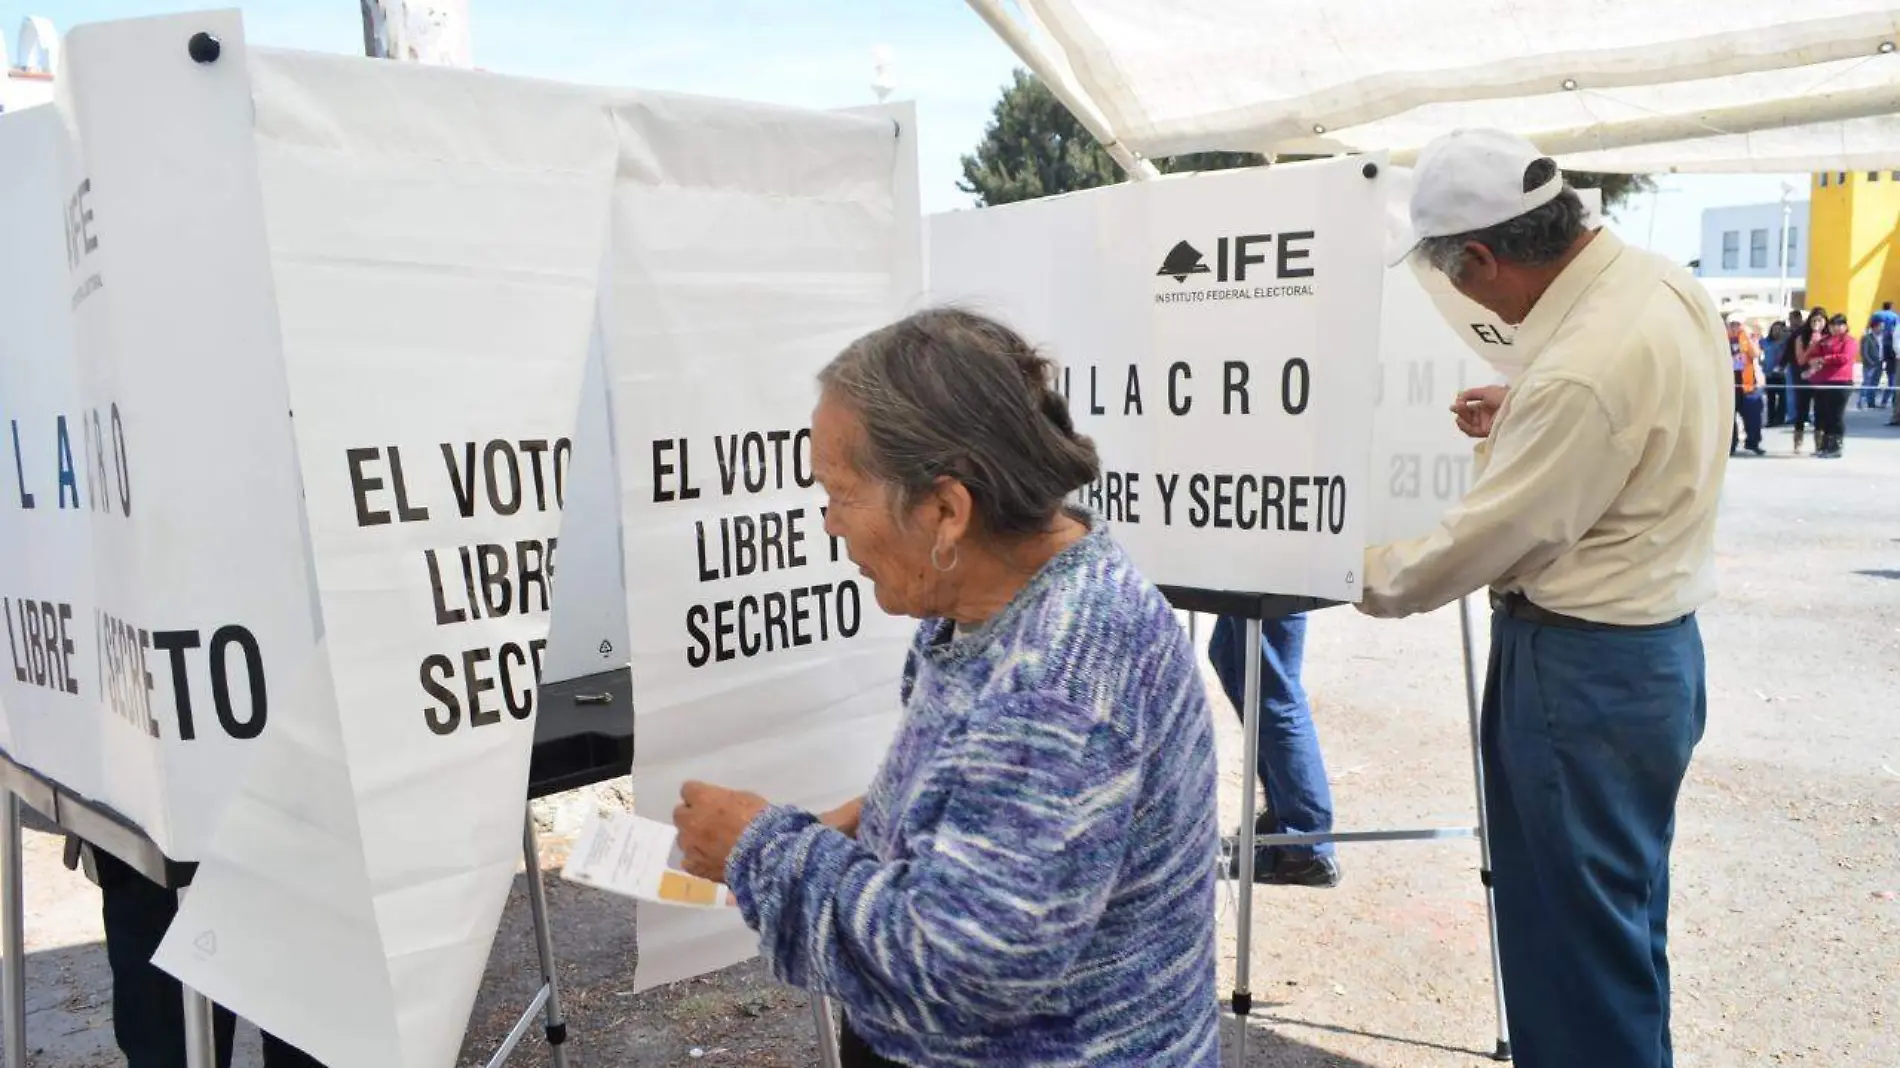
[95,851,323,1068]
[1764,374,1787,425]
[1813,387,1849,442]
[1732,389,1762,451]
[1792,383,1815,430]
[1482,609,1706,1068]
[840,1019,905,1068]
[1206,613,1334,859]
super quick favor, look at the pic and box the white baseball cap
[1389,129,1565,266]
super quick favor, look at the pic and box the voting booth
[0,10,920,1068]
[928,157,1539,1062]
[0,9,1610,1068]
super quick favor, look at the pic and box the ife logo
[1154,233,1316,285]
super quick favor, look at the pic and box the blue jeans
[1861,364,1884,407]
[1207,614,1334,860]
[1483,609,1706,1068]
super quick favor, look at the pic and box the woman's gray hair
[817,308,1100,538]
[1418,158,1588,282]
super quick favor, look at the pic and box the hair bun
[1039,387,1076,436]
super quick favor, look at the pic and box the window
[1820,172,1830,187]
[1721,231,1740,271]
[1873,172,1884,182]
[1749,229,1769,269]
[1890,171,1899,180]
[1785,226,1800,269]
[1840,172,1849,184]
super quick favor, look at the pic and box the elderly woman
[673,308,1220,1067]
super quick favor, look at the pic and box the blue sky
[8,1,1805,264]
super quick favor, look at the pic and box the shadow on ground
[464,871,1411,1067]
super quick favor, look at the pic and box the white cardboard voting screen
[605,97,918,991]
[142,33,614,1068]
[929,158,1385,602]
[0,16,923,1057]
[0,18,319,861]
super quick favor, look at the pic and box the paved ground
[8,409,1897,1067]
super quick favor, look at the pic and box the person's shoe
[1217,809,1278,864]
[1225,845,1341,888]
[1261,851,1341,888]
[1793,426,1806,453]
[1747,445,1767,456]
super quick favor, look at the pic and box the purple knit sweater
[728,519,1220,1066]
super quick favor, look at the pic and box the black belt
[1489,591,1686,632]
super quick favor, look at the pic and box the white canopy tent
[968,0,1900,172]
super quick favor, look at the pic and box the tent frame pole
[961,0,1160,181]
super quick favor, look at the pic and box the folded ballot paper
[562,810,738,910]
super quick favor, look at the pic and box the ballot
[562,811,737,910]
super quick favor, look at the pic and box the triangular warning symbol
[193,930,218,956]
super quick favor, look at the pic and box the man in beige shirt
[1365,129,1728,1068]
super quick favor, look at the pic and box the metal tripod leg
[1230,617,1264,1065]
[1,793,24,1068]
[522,816,570,1068]
[810,994,843,1068]
[1458,595,1512,1062]
[174,885,217,1068]
[490,813,570,1068]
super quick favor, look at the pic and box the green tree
[958,70,1652,213]
[956,71,1263,205]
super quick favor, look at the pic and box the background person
[1780,309,1806,429]
[1730,317,1765,456]
[1206,613,1340,887]
[671,309,1221,1068]
[1789,309,1827,453]
[1875,301,1898,409]
[1807,313,1857,457]
[1366,129,1726,1068]
[1860,313,1887,410]
[1762,321,1790,427]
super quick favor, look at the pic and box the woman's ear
[928,476,974,550]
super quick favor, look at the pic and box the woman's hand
[673,781,769,884]
[821,797,864,838]
[1451,385,1507,439]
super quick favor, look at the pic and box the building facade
[1806,170,1900,324]
[1697,199,1808,307]
[1,16,58,114]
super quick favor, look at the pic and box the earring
[930,543,960,573]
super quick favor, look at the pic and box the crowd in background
[1730,303,1899,459]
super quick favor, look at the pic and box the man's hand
[1451,385,1508,439]
[820,797,863,839]
[673,781,770,884]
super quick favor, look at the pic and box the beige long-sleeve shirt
[1361,229,1729,625]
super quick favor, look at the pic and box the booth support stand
[1229,618,1265,1063]
[1193,592,1511,1065]
[1459,596,1513,1061]
[178,947,217,1068]
[484,815,572,1068]
[1,793,23,1068]
[810,995,844,1068]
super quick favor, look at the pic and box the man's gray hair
[1417,158,1588,282]
[818,308,1100,538]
